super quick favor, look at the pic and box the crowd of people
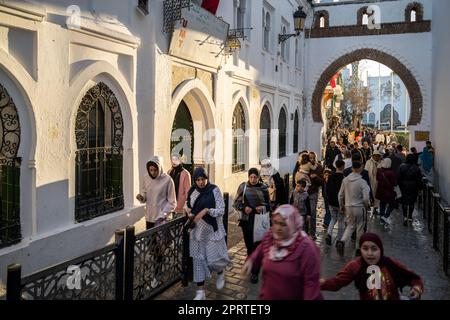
[135,128,434,300]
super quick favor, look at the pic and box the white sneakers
[216,273,225,290]
[193,290,206,300]
[193,273,225,300]
[380,216,390,225]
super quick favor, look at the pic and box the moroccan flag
[329,72,339,88]
[201,0,220,15]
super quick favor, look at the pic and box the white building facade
[367,74,411,128]
[0,0,310,284]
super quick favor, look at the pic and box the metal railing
[128,215,185,300]
[6,193,231,299]
[418,176,450,277]
[7,230,124,300]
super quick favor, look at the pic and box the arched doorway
[232,102,246,173]
[171,100,194,174]
[278,108,287,158]
[311,49,422,126]
[293,110,299,153]
[259,105,271,162]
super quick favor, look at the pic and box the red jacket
[375,168,397,203]
[321,257,424,300]
[249,232,323,300]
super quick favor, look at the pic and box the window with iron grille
[0,83,21,249]
[232,103,246,173]
[137,0,149,15]
[293,110,299,153]
[75,83,124,222]
[278,108,287,158]
[259,105,271,162]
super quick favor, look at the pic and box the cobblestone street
[157,198,450,300]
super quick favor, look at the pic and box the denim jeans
[380,201,395,219]
[327,206,345,241]
[323,188,332,226]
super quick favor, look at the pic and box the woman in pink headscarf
[241,205,323,300]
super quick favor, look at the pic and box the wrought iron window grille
[0,83,21,249]
[232,104,246,173]
[137,0,149,16]
[163,0,192,34]
[75,82,124,223]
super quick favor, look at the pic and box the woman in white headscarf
[260,158,286,210]
[241,205,323,300]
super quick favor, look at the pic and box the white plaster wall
[0,1,144,284]
[431,0,450,203]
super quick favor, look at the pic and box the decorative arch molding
[260,95,274,120]
[70,61,133,100]
[311,48,423,125]
[0,62,38,247]
[69,69,135,154]
[0,49,37,166]
[74,82,124,150]
[171,78,216,131]
[405,2,424,22]
[231,93,251,128]
[259,99,274,127]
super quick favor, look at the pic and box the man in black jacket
[325,160,346,246]
[325,141,341,171]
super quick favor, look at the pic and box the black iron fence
[418,176,450,276]
[7,230,124,300]
[6,193,231,300]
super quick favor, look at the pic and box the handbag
[238,183,249,222]
[253,207,270,243]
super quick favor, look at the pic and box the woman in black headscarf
[185,167,231,300]
[233,168,270,283]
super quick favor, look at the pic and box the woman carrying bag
[233,168,270,284]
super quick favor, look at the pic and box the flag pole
[378,63,381,130]
[391,72,394,132]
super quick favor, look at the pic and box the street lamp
[278,6,307,44]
